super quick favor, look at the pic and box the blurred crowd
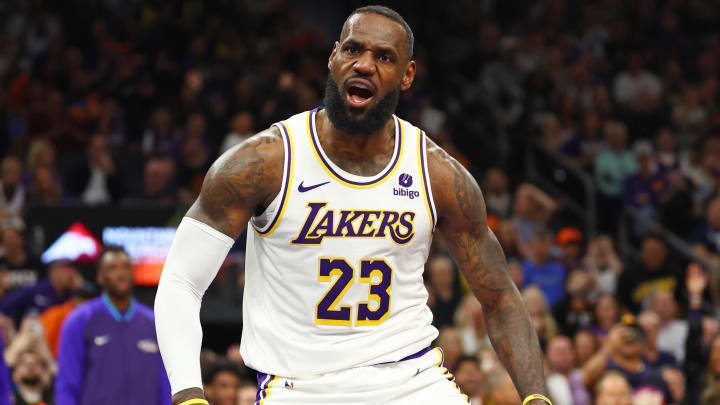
[0,0,719,404]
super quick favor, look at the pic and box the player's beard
[323,74,400,137]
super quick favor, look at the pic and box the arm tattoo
[187,128,283,237]
[434,150,547,400]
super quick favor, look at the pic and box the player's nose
[353,51,375,76]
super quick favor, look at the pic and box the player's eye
[379,54,391,63]
[345,46,359,55]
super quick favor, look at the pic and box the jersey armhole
[250,122,293,236]
[418,130,437,235]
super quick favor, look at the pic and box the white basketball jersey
[240,109,439,378]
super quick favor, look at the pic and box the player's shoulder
[423,135,483,220]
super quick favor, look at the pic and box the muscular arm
[427,141,548,403]
[159,128,285,404]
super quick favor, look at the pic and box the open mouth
[345,79,376,108]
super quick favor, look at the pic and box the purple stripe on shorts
[255,372,273,404]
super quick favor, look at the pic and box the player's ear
[400,59,416,91]
[328,41,339,70]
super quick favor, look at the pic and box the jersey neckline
[307,108,403,188]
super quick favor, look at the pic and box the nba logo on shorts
[399,173,413,188]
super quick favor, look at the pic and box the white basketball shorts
[254,347,470,405]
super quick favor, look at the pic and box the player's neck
[315,109,395,169]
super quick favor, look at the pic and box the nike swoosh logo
[94,335,110,346]
[298,181,330,193]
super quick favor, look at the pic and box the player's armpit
[426,139,547,401]
[186,126,285,238]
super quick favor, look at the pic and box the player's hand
[686,262,708,296]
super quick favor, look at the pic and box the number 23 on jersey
[316,258,392,326]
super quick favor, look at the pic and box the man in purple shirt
[55,246,171,405]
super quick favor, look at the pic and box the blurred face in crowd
[485,168,508,195]
[574,330,598,367]
[437,327,463,371]
[231,112,253,135]
[97,251,133,299]
[144,159,173,195]
[12,351,50,390]
[1,158,22,188]
[656,128,675,153]
[650,290,676,322]
[428,256,455,292]
[237,385,256,405]
[325,12,415,136]
[88,134,109,160]
[204,370,240,405]
[638,311,660,347]
[49,262,81,294]
[641,237,667,271]
[595,295,619,329]
[595,373,633,405]
[583,112,600,137]
[547,336,575,375]
[617,326,645,359]
[2,228,23,253]
[530,234,552,263]
[454,358,483,397]
[605,122,627,151]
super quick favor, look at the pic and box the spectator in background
[55,247,171,405]
[427,254,462,328]
[0,217,44,290]
[594,120,637,232]
[574,330,598,368]
[28,166,62,207]
[454,294,489,355]
[556,227,584,272]
[39,282,96,357]
[590,294,620,344]
[545,335,590,405]
[453,356,483,405]
[142,107,181,159]
[623,140,665,214]
[594,371,633,405]
[690,196,720,267]
[583,235,623,295]
[236,381,257,405]
[483,368,521,405]
[220,111,254,154]
[521,228,567,307]
[522,286,558,346]
[683,263,720,404]
[552,270,594,337]
[483,167,512,219]
[66,134,124,205]
[0,260,81,326]
[10,349,53,405]
[201,360,243,405]
[176,134,210,207]
[613,52,663,115]
[511,183,558,258]
[0,157,25,217]
[617,234,680,313]
[561,111,605,170]
[673,85,707,140]
[655,128,679,173]
[650,289,687,365]
[122,157,176,206]
[637,311,677,369]
[436,327,463,373]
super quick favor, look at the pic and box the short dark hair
[202,360,244,385]
[97,245,130,268]
[343,5,414,59]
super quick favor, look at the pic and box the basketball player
[155,6,549,405]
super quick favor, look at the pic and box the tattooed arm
[163,127,285,405]
[427,140,548,404]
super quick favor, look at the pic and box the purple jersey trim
[419,130,436,231]
[309,109,402,187]
[255,121,292,235]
